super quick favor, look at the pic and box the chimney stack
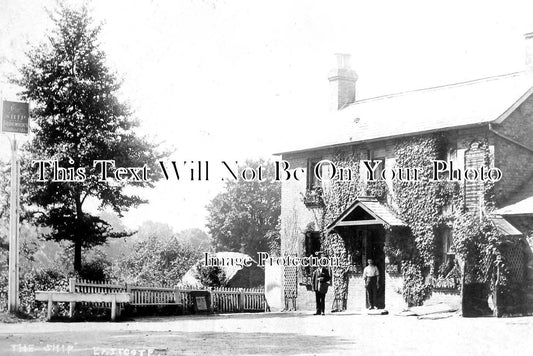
[328,53,358,110]
[524,32,533,71]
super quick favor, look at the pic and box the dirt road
[1,312,532,355]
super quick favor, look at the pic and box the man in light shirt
[363,258,380,309]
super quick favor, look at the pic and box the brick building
[275,34,533,314]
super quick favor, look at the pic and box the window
[439,227,455,265]
[304,231,321,257]
[436,146,459,181]
[307,158,321,190]
[435,226,455,277]
[301,231,321,282]
[464,141,485,211]
[373,157,385,180]
[368,148,386,181]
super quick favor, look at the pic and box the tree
[15,3,164,272]
[206,159,280,256]
[176,228,213,252]
[115,223,199,286]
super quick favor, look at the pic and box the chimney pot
[524,32,533,71]
[335,53,352,69]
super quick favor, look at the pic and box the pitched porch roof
[495,196,533,216]
[490,215,522,236]
[326,197,405,232]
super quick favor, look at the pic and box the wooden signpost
[2,100,29,314]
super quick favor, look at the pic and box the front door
[365,227,385,309]
[338,226,387,310]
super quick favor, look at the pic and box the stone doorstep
[417,312,458,320]
[364,309,389,315]
[398,303,458,317]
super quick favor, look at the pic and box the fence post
[111,294,117,322]
[125,283,131,313]
[173,287,179,306]
[263,291,269,312]
[69,278,76,318]
[47,293,53,321]
[208,288,213,314]
[238,288,244,312]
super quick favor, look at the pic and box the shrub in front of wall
[402,260,432,307]
[19,268,70,319]
[78,254,112,282]
[322,232,350,310]
[196,265,227,288]
[452,211,501,283]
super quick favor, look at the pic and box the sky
[1,0,533,232]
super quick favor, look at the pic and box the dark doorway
[336,225,386,309]
[366,227,385,309]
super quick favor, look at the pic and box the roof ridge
[351,71,525,105]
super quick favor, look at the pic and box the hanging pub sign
[2,100,29,134]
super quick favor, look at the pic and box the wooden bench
[35,291,130,321]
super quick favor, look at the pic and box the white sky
[1,0,533,232]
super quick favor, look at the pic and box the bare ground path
[1,312,532,355]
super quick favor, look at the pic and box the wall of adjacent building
[493,95,533,204]
[279,153,317,257]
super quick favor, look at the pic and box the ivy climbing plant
[319,152,363,309]
[392,134,456,305]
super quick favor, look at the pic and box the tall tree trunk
[74,240,82,272]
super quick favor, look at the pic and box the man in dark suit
[311,253,331,315]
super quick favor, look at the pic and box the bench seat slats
[35,291,130,303]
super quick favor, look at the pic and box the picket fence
[71,279,266,313]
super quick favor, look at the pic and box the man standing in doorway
[311,252,330,315]
[363,258,379,309]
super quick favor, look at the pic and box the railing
[70,279,266,313]
[210,287,266,312]
[431,276,460,292]
[128,285,178,306]
[74,279,125,294]
[73,279,126,308]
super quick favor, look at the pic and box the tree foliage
[176,228,213,252]
[115,231,199,286]
[452,211,502,283]
[15,3,164,271]
[206,159,280,256]
[196,265,227,288]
